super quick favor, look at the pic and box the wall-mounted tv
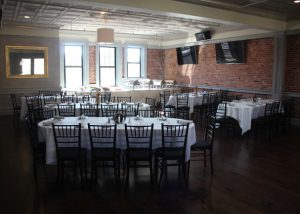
[215,41,245,64]
[176,46,198,65]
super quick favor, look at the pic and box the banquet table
[165,93,204,113]
[224,99,275,135]
[38,117,196,164]
[20,97,150,119]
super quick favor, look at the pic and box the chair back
[125,124,154,151]
[101,92,112,103]
[61,95,75,103]
[176,108,190,120]
[136,109,157,118]
[26,96,42,111]
[121,103,139,117]
[101,103,119,117]
[272,101,280,115]
[88,124,117,151]
[57,104,76,117]
[52,124,81,155]
[77,95,90,103]
[145,97,156,109]
[161,123,189,156]
[159,91,171,108]
[80,103,98,116]
[163,107,176,118]
[10,94,19,109]
[33,108,56,123]
[264,103,273,117]
[39,90,52,96]
[202,93,209,105]
[25,114,38,145]
[43,96,57,105]
[117,96,131,103]
[215,102,227,119]
[204,115,216,146]
[176,95,189,109]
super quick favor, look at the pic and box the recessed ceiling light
[294,0,300,3]
[24,15,31,19]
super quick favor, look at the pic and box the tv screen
[176,46,198,65]
[215,41,245,64]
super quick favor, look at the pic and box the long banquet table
[224,99,275,135]
[38,117,196,164]
[20,98,150,119]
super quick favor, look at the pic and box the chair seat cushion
[156,148,184,160]
[126,149,152,160]
[57,148,86,160]
[191,140,210,150]
[92,148,121,160]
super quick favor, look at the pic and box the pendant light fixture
[97,15,114,44]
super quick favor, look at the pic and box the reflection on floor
[0,115,300,214]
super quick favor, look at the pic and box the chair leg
[204,150,207,169]
[158,160,165,188]
[56,160,61,184]
[154,155,158,186]
[186,160,190,183]
[182,161,188,187]
[149,160,154,187]
[210,150,214,175]
[84,157,87,184]
[33,155,38,182]
[125,159,130,189]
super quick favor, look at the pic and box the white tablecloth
[166,94,204,113]
[225,99,274,135]
[20,97,149,119]
[38,117,196,164]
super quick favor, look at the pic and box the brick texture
[147,49,164,79]
[164,38,274,90]
[89,46,96,84]
[285,34,300,93]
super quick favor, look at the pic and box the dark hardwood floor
[0,115,300,214]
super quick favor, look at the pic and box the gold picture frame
[5,45,48,79]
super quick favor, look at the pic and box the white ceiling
[1,0,299,41]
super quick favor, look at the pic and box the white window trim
[124,44,147,79]
[96,43,122,87]
[60,42,88,89]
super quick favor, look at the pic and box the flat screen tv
[176,46,198,65]
[215,41,245,64]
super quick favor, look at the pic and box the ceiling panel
[174,0,300,21]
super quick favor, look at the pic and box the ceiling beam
[56,0,286,31]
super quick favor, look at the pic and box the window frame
[96,43,121,87]
[98,46,117,87]
[60,42,88,90]
[125,45,146,79]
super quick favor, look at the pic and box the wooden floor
[1,115,300,214]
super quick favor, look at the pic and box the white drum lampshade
[97,28,114,43]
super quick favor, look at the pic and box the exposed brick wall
[147,49,164,79]
[164,38,274,90]
[285,34,300,93]
[89,46,96,84]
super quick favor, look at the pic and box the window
[127,47,141,78]
[64,45,83,90]
[19,58,44,75]
[99,46,116,87]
